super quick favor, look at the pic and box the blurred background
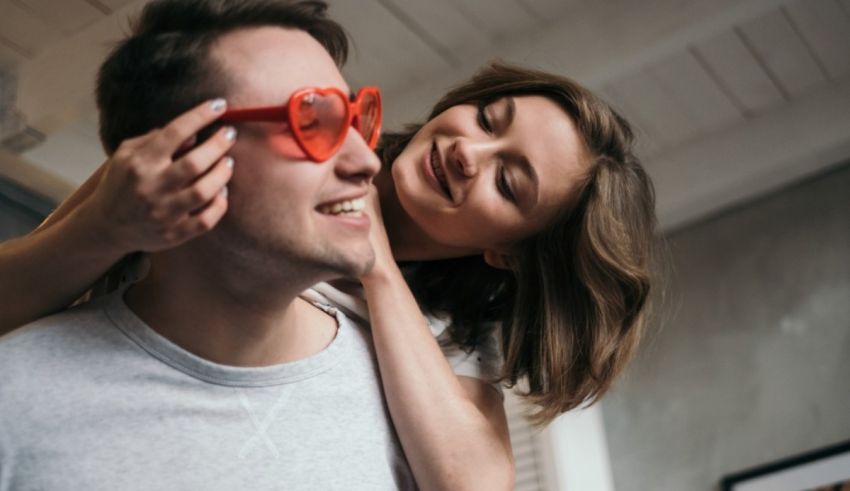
[0,0,848,489]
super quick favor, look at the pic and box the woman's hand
[0,99,239,333]
[75,99,236,256]
[359,184,400,283]
[358,180,515,489]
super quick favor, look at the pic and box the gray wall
[601,163,850,491]
[0,178,52,241]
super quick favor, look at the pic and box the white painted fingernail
[221,186,229,198]
[224,156,234,169]
[210,98,227,112]
[224,126,237,141]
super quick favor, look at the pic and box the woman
[0,62,656,489]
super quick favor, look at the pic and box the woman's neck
[375,167,478,262]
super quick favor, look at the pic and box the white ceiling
[1,0,849,230]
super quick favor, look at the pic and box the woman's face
[391,95,589,262]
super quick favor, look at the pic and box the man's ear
[483,249,512,271]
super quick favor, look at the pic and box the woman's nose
[451,139,481,178]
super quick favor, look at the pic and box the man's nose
[334,130,381,183]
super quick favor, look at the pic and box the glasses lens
[295,91,347,159]
[357,90,380,147]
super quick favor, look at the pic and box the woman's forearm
[0,204,124,334]
[0,101,236,335]
[362,267,515,491]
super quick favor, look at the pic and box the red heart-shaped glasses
[220,86,382,162]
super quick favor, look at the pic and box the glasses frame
[220,86,382,162]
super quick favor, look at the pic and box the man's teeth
[319,198,366,215]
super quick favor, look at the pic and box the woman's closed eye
[477,103,493,133]
[497,165,516,202]
[478,103,517,203]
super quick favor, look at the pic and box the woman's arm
[360,189,515,491]
[0,200,127,332]
[0,100,236,334]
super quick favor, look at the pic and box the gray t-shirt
[303,282,503,392]
[0,290,416,490]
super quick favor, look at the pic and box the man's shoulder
[0,297,139,450]
[0,297,118,370]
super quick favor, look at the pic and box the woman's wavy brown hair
[378,62,658,426]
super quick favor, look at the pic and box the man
[0,1,415,489]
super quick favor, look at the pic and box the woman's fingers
[160,156,234,220]
[106,99,230,187]
[160,125,236,191]
[166,193,229,245]
[147,98,229,158]
[72,99,234,254]
[188,192,229,234]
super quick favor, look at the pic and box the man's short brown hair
[96,0,348,153]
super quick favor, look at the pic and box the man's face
[208,27,380,279]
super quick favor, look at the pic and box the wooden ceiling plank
[381,69,478,129]
[649,51,745,134]
[738,8,829,98]
[784,0,850,81]
[13,0,103,35]
[457,0,792,91]
[651,81,850,231]
[378,0,488,60]
[0,0,61,55]
[328,0,451,94]
[688,46,752,119]
[608,70,700,150]
[450,0,538,43]
[513,0,582,22]
[598,86,663,159]
[0,33,31,60]
[95,0,136,9]
[82,0,112,15]
[693,29,785,117]
[375,0,460,66]
[16,0,149,134]
[0,42,28,67]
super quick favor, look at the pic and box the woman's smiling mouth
[428,142,452,201]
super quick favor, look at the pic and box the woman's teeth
[318,198,366,216]
[431,147,450,198]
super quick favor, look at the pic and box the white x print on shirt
[237,387,291,459]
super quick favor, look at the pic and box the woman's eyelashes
[477,103,517,203]
[497,165,516,202]
[477,103,493,133]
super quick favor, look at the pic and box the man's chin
[353,255,377,278]
[330,252,375,280]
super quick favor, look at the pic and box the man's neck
[124,246,338,367]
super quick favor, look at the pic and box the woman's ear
[483,249,512,270]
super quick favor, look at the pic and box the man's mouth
[430,143,451,200]
[317,197,366,217]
